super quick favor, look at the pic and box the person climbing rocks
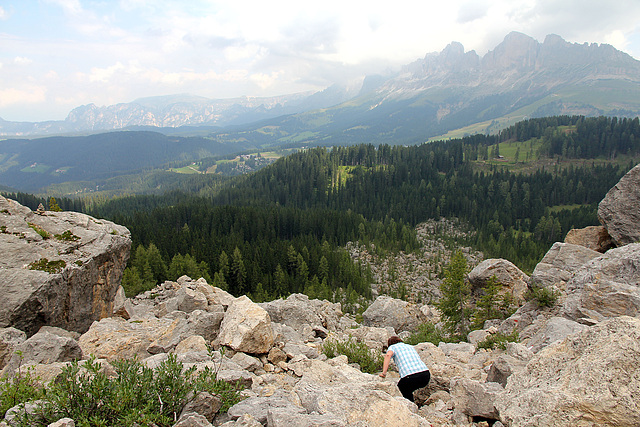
[379,336,430,402]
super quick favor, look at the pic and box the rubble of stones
[347,218,483,304]
[0,164,639,426]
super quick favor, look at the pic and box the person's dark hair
[388,336,403,347]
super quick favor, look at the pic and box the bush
[405,322,449,346]
[476,330,519,350]
[322,335,383,374]
[527,285,559,308]
[0,356,45,418]
[8,354,244,426]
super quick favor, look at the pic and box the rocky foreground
[0,164,639,427]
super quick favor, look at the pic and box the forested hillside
[5,116,639,306]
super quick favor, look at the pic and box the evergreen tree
[48,197,62,212]
[436,251,471,338]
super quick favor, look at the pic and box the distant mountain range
[2,32,640,193]
[3,32,639,139]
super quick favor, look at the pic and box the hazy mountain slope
[209,32,640,147]
[0,131,253,192]
[0,85,360,137]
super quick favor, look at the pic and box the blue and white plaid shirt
[389,342,429,378]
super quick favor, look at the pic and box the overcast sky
[2,0,640,122]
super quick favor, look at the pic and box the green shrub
[8,354,244,426]
[528,285,559,308]
[322,335,383,374]
[476,330,519,350]
[28,223,50,240]
[28,258,66,274]
[405,322,449,346]
[54,231,80,242]
[0,354,45,418]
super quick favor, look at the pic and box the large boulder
[496,316,640,427]
[529,242,601,293]
[0,327,27,370]
[2,330,82,376]
[362,296,426,333]
[259,294,343,333]
[468,259,529,304]
[79,309,223,360]
[217,296,274,354]
[598,162,640,246]
[563,243,640,323]
[564,225,615,253]
[0,196,131,336]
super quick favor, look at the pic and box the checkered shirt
[389,342,428,378]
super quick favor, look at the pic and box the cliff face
[0,196,131,336]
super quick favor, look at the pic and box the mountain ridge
[2,32,639,138]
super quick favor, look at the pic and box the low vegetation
[0,354,244,426]
[322,335,384,374]
[28,258,66,274]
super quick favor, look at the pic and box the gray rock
[179,392,221,423]
[0,327,26,370]
[564,225,615,253]
[527,316,588,353]
[259,294,342,334]
[598,162,640,246]
[496,316,640,427]
[217,296,274,354]
[267,408,345,427]
[450,378,503,421]
[362,296,425,333]
[486,356,515,387]
[173,412,213,427]
[0,196,131,336]
[468,258,529,304]
[227,391,302,424]
[530,242,601,293]
[2,330,82,376]
[563,243,640,323]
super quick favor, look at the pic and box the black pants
[397,370,430,402]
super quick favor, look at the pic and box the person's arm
[379,349,393,378]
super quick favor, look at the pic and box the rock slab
[598,162,640,246]
[0,196,131,335]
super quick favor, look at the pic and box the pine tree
[436,251,471,338]
[48,197,62,212]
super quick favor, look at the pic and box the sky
[2,0,640,122]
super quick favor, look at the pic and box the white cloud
[14,56,33,66]
[87,62,125,83]
[0,86,46,108]
[0,6,7,20]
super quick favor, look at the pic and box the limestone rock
[496,316,640,427]
[0,196,131,336]
[450,378,503,422]
[526,316,588,353]
[173,412,213,427]
[468,258,529,304]
[179,391,221,423]
[598,162,640,246]
[227,391,302,425]
[267,408,345,427]
[0,327,26,370]
[79,309,222,360]
[564,225,615,253]
[259,294,342,334]
[362,296,426,333]
[2,330,82,376]
[529,242,601,293]
[563,243,640,323]
[217,296,274,354]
